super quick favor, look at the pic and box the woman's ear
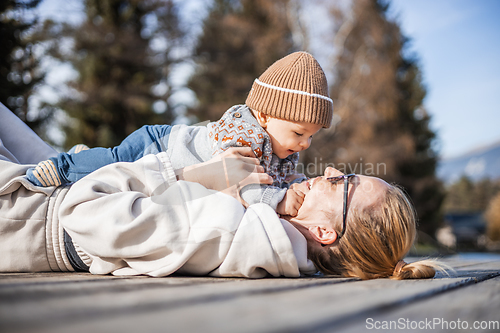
[253,111,269,128]
[308,226,338,245]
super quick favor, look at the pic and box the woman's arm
[177,147,273,206]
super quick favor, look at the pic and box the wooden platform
[1,254,499,333]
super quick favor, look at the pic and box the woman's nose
[324,167,344,178]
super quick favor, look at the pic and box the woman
[0,103,440,279]
[59,156,440,279]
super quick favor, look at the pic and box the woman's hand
[175,147,273,206]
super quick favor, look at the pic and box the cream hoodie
[59,152,317,278]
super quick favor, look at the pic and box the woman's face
[290,167,390,235]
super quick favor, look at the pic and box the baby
[26,51,333,216]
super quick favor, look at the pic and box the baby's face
[263,118,322,159]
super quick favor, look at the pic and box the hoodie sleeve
[239,184,287,210]
[59,152,311,278]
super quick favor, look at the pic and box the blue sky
[390,0,500,158]
[36,0,500,158]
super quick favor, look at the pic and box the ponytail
[390,259,441,280]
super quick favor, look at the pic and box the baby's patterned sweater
[207,105,299,209]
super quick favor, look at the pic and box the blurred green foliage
[0,0,46,133]
[443,176,500,213]
[188,0,294,121]
[42,0,185,148]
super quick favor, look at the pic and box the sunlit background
[1,0,499,253]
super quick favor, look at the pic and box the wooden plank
[1,257,498,333]
[0,275,355,332]
[101,261,498,333]
[1,260,498,333]
[0,272,135,286]
[341,275,500,332]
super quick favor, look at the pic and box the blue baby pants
[51,125,172,184]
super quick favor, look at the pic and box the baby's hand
[277,187,306,217]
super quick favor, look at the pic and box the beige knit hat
[245,51,333,128]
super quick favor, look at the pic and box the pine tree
[188,0,295,122]
[49,0,184,149]
[303,0,444,236]
[0,0,45,131]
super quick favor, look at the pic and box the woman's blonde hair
[310,185,443,280]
